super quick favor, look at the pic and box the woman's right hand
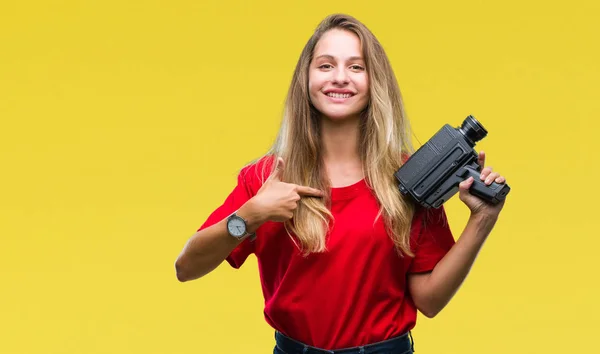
[242,157,325,225]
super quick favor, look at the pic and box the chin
[323,113,357,121]
[314,102,361,119]
[320,108,362,121]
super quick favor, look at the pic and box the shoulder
[419,205,449,225]
[237,154,277,192]
[410,204,452,243]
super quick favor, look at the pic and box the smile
[326,92,354,99]
[324,92,355,102]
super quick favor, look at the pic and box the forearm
[175,219,242,281]
[175,200,265,282]
[418,213,498,316]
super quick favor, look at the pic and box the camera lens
[459,115,488,145]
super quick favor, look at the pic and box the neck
[320,115,361,162]
[320,114,363,186]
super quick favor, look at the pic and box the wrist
[468,212,498,235]
[238,198,267,233]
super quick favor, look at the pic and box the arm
[174,200,265,282]
[175,157,324,282]
[408,150,507,318]
[407,213,497,318]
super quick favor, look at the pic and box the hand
[458,151,507,220]
[249,157,325,223]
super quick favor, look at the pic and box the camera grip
[463,167,510,205]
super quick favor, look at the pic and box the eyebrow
[314,54,364,62]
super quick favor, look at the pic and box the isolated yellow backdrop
[1,1,598,353]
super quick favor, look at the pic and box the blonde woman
[175,13,508,354]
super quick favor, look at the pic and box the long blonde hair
[257,13,417,256]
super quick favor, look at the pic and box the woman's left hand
[458,151,507,220]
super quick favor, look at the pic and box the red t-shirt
[197,157,455,350]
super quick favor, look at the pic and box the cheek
[309,73,322,88]
[308,77,324,102]
[359,79,370,104]
[308,83,319,103]
[358,76,369,94]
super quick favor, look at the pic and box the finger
[477,150,485,170]
[459,177,474,193]
[295,185,325,197]
[495,176,506,184]
[480,166,493,180]
[485,172,500,185]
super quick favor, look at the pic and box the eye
[318,64,333,69]
[350,65,365,71]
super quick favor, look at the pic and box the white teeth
[326,92,352,99]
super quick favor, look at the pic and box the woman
[175,13,507,354]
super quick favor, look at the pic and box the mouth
[323,91,356,101]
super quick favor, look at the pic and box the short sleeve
[197,169,256,269]
[408,205,456,273]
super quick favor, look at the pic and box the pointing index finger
[295,185,325,197]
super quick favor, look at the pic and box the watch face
[227,216,246,237]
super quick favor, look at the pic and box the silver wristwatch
[226,212,256,240]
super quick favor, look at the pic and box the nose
[332,67,349,85]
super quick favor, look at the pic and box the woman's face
[308,29,369,122]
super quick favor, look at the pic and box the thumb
[459,176,474,195]
[271,157,285,181]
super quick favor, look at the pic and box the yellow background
[1,1,598,353]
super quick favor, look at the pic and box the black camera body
[394,115,510,209]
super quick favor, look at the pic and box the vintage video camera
[394,115,510,209]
